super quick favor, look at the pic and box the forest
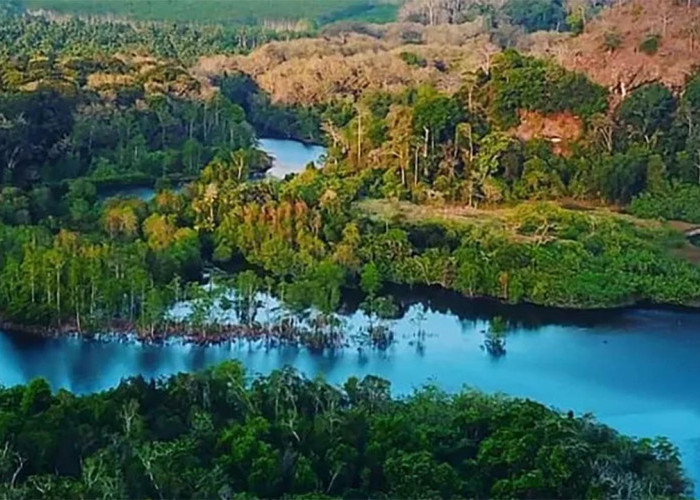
[0,362,690,498]
[0,0,699,340]
[1,0,700,497]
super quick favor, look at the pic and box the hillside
[194,25,498,105]
[535,0,700,94]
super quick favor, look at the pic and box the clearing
[356,198,700,262]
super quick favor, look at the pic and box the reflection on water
[98,184,185,202]
[0,290,699,485]
[259,138,325,178]
[97,138,327,201]
[98,185,161,201]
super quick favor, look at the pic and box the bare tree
[0,442,26,490]
[659,2,673,36]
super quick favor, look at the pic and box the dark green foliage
[0,9,310,61]
[218,73,323,143]
[399,51,427,68]
[640,34,661,55]
[616,83,676,144]
[630,183,700,222]
[412,86,463,145]
[0,363,689,499]
[0,87,75,184]
[502,0,566,32]
[0,58,280,188]
[487,50,608,127]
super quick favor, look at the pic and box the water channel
[97,137,326,201]
[0,287,699,486]
[78,138,700,486]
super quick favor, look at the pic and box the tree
[386,104,415,187]
[502,0,567,32]
[142,214,176,251]
[616,83,676,145]
[234,270,262,325]
[646,154,669,195]
[470,132,515,206]
[360,261,382,297]
[412,86,462,159]
[102,205,139,240]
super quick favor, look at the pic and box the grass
[357,198,687,232]
[357,199,507,229]
[356,198,700,261]
[24,0,401,25]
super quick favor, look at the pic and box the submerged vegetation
[0,0,699,496]
[0,1,700,342]
[483,316,507,357]
[0,362,690,498]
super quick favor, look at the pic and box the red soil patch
[510,110,583,154]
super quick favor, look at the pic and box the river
[73,137,700,485]
[0,287,698,486]
[258,137,325,179]
[97,138,326,202]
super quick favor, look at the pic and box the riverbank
[5,282,700,356]
[1,299,699,489]
[0,316,360,351]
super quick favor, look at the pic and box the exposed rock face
[510,111,584,155]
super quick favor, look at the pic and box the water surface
[98,185,162,201]
[259,138,326,178]
[97,138,327,201]
[0,290,698,486]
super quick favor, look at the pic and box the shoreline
[0,318,354,350]
[3,290,700,349]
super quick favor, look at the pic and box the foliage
[22,0,398,26]
[0,8,310,61]
[502,0,566,32]
[399,50,428,68]
[630,183,700,223]
[0,362,689,499]
[640,33,661,55]
[0,56,278,187]
[218,73,324,143]
[603,29,622,51]
[616,83,676,144]
[1,9,700,327]
[483,316,507,357]
[487,50,608,127]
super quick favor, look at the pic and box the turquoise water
[97,138,327,201]
[259,138,325,178]
[0,289,698,487]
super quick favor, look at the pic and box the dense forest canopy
[0,0,699,496]
[0,0,700,332]
[0,10,312,60]
[0,363,690,499]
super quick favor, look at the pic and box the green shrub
[603,30,622,51]
[399,51,427,68]
[640,34,661,55]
